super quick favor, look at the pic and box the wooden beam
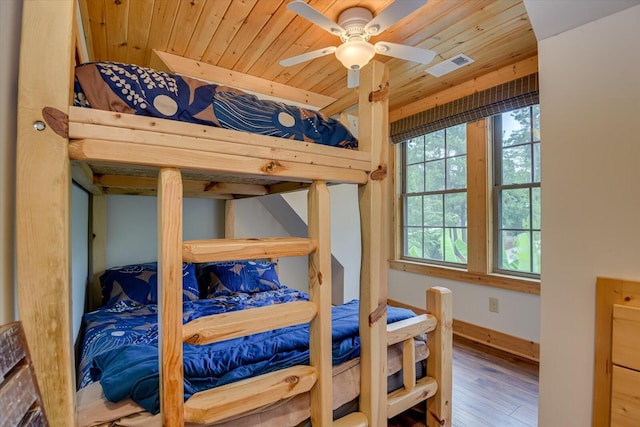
[308,181,333,426]
[387,314,436,346]
[387,376,438,419]
[184,365,318,425]
[94,174,269,198]
[333,412,368,427]
[68,109,370,170]
[69,106,369,160]
[183,237,317,263]
[466,119,488,274]
[183,301,317,345]
[16,0,76,424]
[152,49,336,110]
[224,200,235,239]
[390,55,538,123]
[358,60,390,426]
[402,337,416,392]
[69,139,369,185]
[90,195,107,311]
[157,168,184,426]
[426,287,453,427]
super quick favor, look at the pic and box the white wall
[71,184,89,338]
[234,197,309,293]
[388,272,540,341]
[106,195,224,267]
[538,5,640,426]
[282,184,362,302]
[0,0,20,324]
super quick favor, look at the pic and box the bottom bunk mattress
[77,286,420,426]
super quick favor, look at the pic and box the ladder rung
[184,365,317,424]
[387,376,438,418]
[183,301,317,345]
[387,314,436,346]
[333,411,368,427]
[183,237,317,263]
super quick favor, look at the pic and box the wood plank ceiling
[79,0,537,117]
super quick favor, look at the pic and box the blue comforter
[80,289,415,414]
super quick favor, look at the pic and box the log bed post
[16,0,76,425]
[308,181,332,426]
[427,287,453,427]
[158,168,185,425]
[358,60,390,426]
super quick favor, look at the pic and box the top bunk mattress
[73,62,358,149]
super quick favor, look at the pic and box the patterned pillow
[100,262,199,307]
[197,261,283,297]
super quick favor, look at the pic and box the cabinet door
[611,365,640,426]
[612,304,640,371]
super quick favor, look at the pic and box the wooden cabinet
[593,278,640,427]
[610,305,640,426]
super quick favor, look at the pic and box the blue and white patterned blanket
[78,288,415,414]
[74,62,358,149]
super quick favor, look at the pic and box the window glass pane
[424,228,444,261]
[502,145,532,185]
[533,142,541,183]
[406,196,422,226]
[406,136,425,164]
[532,105,540,142]
[425,130,445,160]
[500,230,531,272]
[406,163,425,193]
[423,194,443,227]
[405,227,423,258]
[444,192,467,227]
[447,156,467,189]
[425,160,445,192]
[447,124,467,156]
[532,231,541,274]
[444,228,468,264]
[501,107,531,146]
[501,188,530,229]
[532,187,540,229]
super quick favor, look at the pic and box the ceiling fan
[279,0,436,88]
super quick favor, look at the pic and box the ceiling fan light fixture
[335,39,375,70]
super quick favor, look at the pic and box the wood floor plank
[388,336,539,427]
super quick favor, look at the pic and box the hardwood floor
[388,336,539,427]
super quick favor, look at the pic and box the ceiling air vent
[426,54,474,77]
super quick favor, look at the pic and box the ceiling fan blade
[347,68,359,88]
[287,0,345,36]
[374,42,436,64]
[279,46,337,67]
[364,0,427,35]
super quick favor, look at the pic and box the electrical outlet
[489,297,499,313]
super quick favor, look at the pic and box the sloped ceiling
[524,0,640,40]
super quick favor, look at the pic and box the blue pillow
[197,261,283,297]
[100,262,199,306]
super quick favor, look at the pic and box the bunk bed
[15,1,453,426]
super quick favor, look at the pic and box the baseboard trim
[388,298,540,363]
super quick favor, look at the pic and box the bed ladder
[157,169,345,426]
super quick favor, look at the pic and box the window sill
[389,259,540,295]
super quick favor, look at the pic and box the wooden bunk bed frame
[15,1,452,426]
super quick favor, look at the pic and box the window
[402,124,467,266]
[395,105,541,289]
[493,105,541,276]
